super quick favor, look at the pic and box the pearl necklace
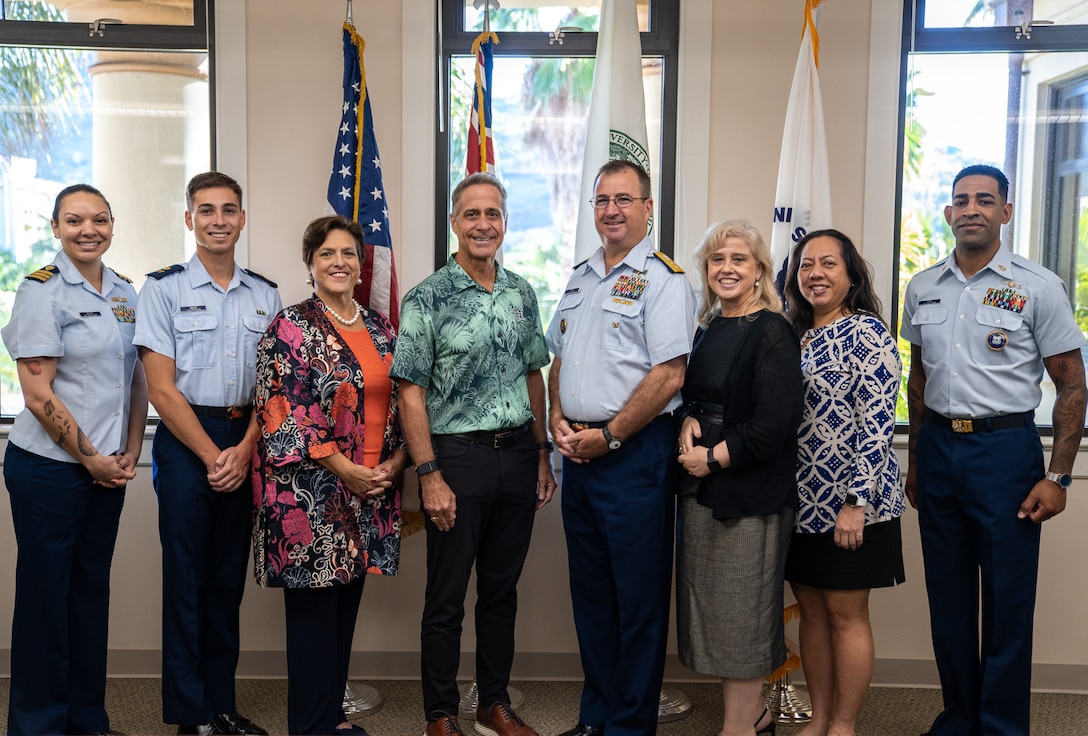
[324,299,362,326]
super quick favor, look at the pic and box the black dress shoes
[212,713,269,735]
[556,725,603,736]
[176,726,213,736]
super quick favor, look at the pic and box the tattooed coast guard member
[547,160,695,736]
[2,184,147,736]
[902,164,1087,736]
[134,172,280,736]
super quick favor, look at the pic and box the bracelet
[536,440,554,452]
[706,446,723,473]
[415,460,441,476]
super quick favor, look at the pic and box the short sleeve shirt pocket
[599,297,644,352]
[173,312,218,370]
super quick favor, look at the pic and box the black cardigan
[679,310,802,519]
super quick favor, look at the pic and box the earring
[305,275,313,286]
[755,280,760,287]
[356,278,362,284]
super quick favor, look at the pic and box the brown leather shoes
[473,703,539,736]
[425,715,467,736]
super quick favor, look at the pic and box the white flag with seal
[771,0,833,291]
[574,0,651,263]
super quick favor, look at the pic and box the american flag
[466,31,498,175]
[326,22,399,327]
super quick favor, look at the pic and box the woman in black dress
[676,219,803,736]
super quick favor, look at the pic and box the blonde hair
[692,219,782,327]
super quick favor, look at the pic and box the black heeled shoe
[754,707,777,736]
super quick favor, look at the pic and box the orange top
[337,325,393,467]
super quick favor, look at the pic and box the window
[437,0,678,328]
[0,1,214,416]
[895,0,1088,425]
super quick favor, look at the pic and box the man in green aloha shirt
[391,172,556,736]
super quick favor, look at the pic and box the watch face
[608,439,622,450]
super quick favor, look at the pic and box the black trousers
[420,431,539,718]
[283,577,366,735]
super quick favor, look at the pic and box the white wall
[2,0,1088,690]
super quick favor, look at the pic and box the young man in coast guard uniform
[902,164,1087,736]
[134,172,281,736]
[547,159,695,736]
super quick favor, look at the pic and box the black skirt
[784,516,906,590]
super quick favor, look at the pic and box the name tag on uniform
[180,305,206,312]
[79,311,101,318]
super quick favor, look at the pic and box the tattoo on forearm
[1045,350,1088,471]
[44,399,55,417]
[25,360,43,376]
[76,428,96,457]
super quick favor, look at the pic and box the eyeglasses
[590,195,648,210]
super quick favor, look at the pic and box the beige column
[53,1,205,283]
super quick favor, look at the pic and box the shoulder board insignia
[652,250,685,273]
[109,268,133,284]
[24,264,59,283]
[147,264,185,280]
[573,258,589,270]
[243,268,278,289]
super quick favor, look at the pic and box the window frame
[894,0,1088,430]
[434,0,680,269]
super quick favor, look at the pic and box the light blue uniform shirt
[901,246,1086,418]
[133,254,281,407]
[2,251,140,462]
[545,237,695,422]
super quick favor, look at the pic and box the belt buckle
[571,422,588,432]
[227,405,244,420]
[952,418,973,433]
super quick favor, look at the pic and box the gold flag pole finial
[345,0,352,25]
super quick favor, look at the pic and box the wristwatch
[415,460,441,476]
[844,492,868,508]
[706,446,723,473]
[1045,471,1073,490]
[601,425,622,451]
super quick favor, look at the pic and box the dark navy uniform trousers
[561,417,676,736]
[153,415,252,726]
[5,443,125,736]
[916,417,1044,736]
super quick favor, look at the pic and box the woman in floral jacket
[252,215,407,736]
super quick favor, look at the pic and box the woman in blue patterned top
[782,229,905,736]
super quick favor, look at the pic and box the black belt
[926,409,1033,434]
[444,424,529,448]
[685,401,724,426]
[190,403,252,420]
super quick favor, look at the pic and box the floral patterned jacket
[251,297,404,588]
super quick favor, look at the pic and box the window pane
[923,0,1082,28]
[0,45,209,415]
[464,1,649,33]
[2,0,195,26]
[446,53,662,329]
[898,50,1088,424]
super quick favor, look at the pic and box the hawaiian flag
[770,0,833,293]
[467,31,499,175]
[326,22,400,327]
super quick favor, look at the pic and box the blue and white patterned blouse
[795,313,905,533]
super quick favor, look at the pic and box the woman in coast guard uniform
[2,184,148,736]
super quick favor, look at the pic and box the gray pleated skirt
[676,494,792,679]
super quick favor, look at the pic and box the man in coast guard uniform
[547,160,695,736]
[902,164,1087,736]
[134,172,280,736]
